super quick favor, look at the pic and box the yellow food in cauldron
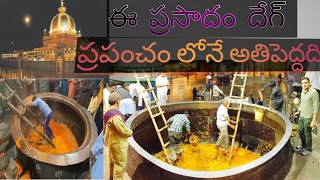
[154,143,260,171]
[25,120,79,154]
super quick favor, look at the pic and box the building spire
[58,0,66,13]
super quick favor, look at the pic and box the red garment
[68,79,77,98]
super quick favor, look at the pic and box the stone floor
[285,134,320,180]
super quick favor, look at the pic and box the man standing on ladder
[156,73,169,105]
[167,110,192,162]
[26,95,54,140]
[216,98,235,151]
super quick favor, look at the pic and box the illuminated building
[1,0,81,73]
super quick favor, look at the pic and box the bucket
[189,135,198,147]
[254,108,265,122]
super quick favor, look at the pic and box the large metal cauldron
[126,102,293,180]
[10,93,98,179]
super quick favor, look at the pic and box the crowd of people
[191,73,310,119]
[98,72,320,179]
[1,72,319,179]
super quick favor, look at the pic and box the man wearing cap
[294,77,319,156]
[259,80,284,112]
[216,98,235,150]
[156,73,169,105]
[167,110,192,162]
[104,92,133,180]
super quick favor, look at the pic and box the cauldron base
[16,148,89,179]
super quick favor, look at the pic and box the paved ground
[285,134,320,180]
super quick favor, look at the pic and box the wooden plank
[136,76,171,163]
[157,125,169,133]
[228,72,248,164]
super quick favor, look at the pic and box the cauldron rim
[10,92,98,166]
[126,101,292,178]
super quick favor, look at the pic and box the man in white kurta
[216,99,233,150]
[128,83,150,110]
[117,83,136,116]
[103,82,116,115]
[156,73,169,105]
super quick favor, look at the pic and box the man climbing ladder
[26,95,54,140]
[0,80,55,147]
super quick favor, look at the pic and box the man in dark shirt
[260,80,284,112]
[250,93,255,104]
[202,75,213,101]
[117,83,135,118]
[115,83,132,100]
[192,87,197,101]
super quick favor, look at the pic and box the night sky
[0,0,107,52]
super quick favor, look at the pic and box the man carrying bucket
[259,80,284,112]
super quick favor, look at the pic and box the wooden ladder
[227,72,248,164]
[0,81,55,148]
[134,74,171,163]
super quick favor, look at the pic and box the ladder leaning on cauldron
[134,74,172,164]
[226,72,248,165]
[0,81,55,148]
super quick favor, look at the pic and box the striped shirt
[168,114,190,133]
